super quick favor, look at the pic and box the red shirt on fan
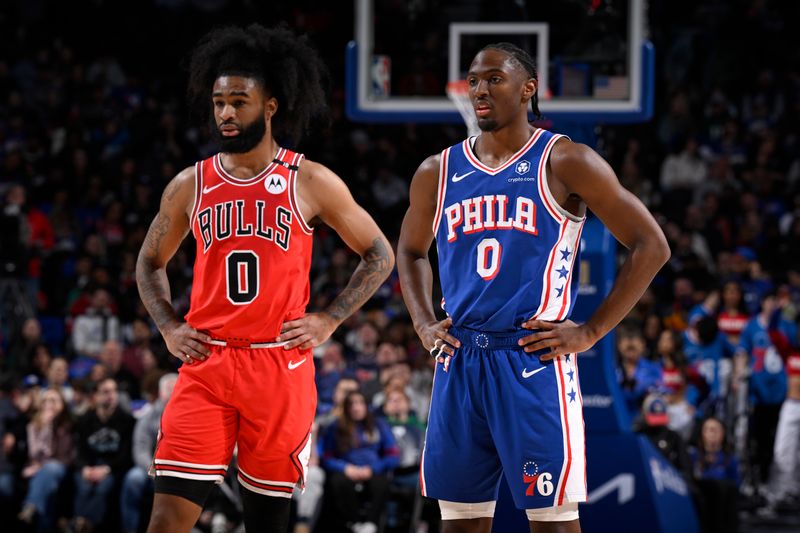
[185,147,313,342]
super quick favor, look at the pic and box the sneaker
[17,503,37,524]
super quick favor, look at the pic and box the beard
[211,115,267,154]
[477,117,499,132]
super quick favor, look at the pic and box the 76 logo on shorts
[523,461,554,497]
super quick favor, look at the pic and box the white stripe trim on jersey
[189,161,202,231]
[576,358,588,495]
[155,470,225,483]
[419,364,441,497]
[553,355,570,507]
[431,147,450,235]
[213,148,286,186]
[236,467,296,488]
[532,221,569,320]
[154,459,229,470]
[559,355,587,503]
[461,129,544,175]
[237,476,294,499]
[537,135,585,224]
[556,221,586,321]
[288,152,314,235]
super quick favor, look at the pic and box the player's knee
[147,503,187,533]
[439,499,496,520]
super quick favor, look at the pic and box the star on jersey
[567,369,575,382]
[555,285,564,298]
[560,246,572,261]
[556,266,569,279]
[568,389,577,403]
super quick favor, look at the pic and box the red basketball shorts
[152,343,316,498]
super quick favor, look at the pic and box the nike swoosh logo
[451,170,475,182]
[522,367,546,379]
[202,182,224,194]
[288,358,307,370]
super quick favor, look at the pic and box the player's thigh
[486,352,586,510]
[439,500,495,533]
[153,370,238,482]
[423,350,503,503]
[235,345,316,492]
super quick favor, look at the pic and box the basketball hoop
[446,80,480,137]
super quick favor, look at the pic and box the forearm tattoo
[326,238,392,322]
[136,213,180,330]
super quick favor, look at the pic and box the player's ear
[264,96,278,121]
[522,78,537,104]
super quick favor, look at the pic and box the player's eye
[467,77,477,87]
[490,76,503,84]
[213,101,224,108]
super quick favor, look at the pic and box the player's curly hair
[481,42,542,119]
[187,24,329,143]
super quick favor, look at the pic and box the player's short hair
[480,42,542,119]
[187,24,329,143]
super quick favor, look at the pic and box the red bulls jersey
[185,148,313,341]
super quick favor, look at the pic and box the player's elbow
[652,227,671,267]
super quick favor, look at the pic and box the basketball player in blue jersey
[398,43,670,532]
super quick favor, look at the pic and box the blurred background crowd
[0,0,799,532]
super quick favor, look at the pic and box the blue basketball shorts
[420,326,587,510]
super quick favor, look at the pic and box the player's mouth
[220,125,241,137]
[474,102,491,117]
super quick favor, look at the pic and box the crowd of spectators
[0,0,799,532]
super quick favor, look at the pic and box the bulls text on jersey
[443,194,538,242]
[196,200,292,253]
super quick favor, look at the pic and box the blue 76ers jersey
[433,129,586,331]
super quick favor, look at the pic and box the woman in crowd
[319,390,399,533]
[689,417,740,533]
[17,388,75,531]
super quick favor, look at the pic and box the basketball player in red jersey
[135,25,394,532]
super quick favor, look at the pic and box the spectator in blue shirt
[617,323,663,422]
[320,390,399,533]
[689,417,740,533]
[736,292,795,483]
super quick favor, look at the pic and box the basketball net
[446,80,481,138]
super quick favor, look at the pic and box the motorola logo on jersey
[522,461,554,497]
[443,194,538,242]
[196,200,292,253]
[265,174,287,194]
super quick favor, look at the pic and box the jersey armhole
[431,147,450,235]
[538,135,585,224]
[189,161,203,233]
[289,153,314,235]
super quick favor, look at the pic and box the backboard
[346,0,654,124]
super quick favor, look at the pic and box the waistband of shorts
[448,326,534,350]
[207,337,287,349]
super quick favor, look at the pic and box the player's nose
[472,78,489,96]
[219,103,236,121]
